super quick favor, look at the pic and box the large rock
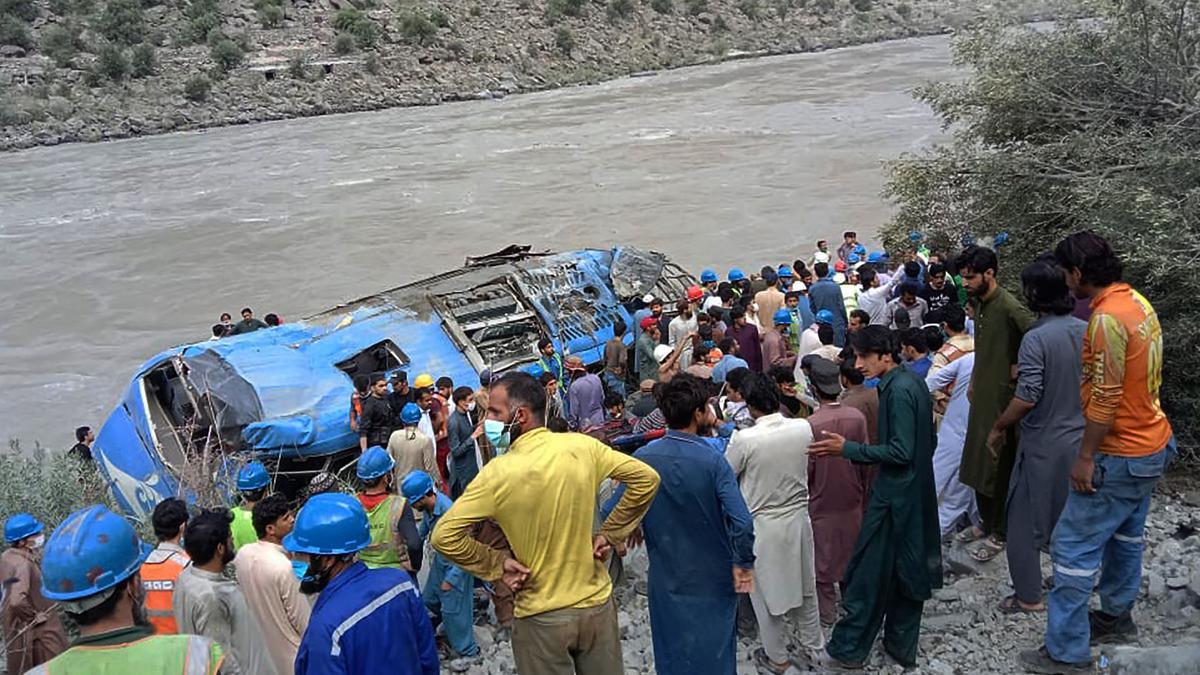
[1104,642,1200,674]
[0,45,27,58]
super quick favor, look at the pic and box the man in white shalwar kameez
[925,352,979,535]
[726,371,825,674]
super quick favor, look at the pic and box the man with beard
[0,514,65,674]
[32,505,224,674]
[920,263,958,314]
[956,245,1034,562]
[289,493,440,675]
[174,508,275,675]
[358,373,395,453]
[727,306,764,373]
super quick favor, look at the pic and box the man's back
[841,386,879,445]
[755,288,785,329]
[388,427,438,480]
[234,540,310,675]
[807,404,869,516]
[173,565,275,675]
[726,413,813,513]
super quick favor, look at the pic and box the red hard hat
[686,285,704,302]
[834,260,848,272]
[640,316,658,331]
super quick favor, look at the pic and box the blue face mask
[291,560,310,582]
[484,418,511,450]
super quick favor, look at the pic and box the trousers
[423,558,479,657]
[511,596,623,675]
[471,519,515,626]
[749,583,825,663]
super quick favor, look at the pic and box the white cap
[790,280,807,293]
[653,345,674,363]
[642,293,656,304]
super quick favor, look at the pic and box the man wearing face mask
[1,514,65,674]
[32,505,224,675]
[432,372,660,675]
[174,508,276,675]
[288,493,439,675]
[447,386,483,499]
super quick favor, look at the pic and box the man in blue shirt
[809,262,849,347]
[901,328,933,379]
[711,338,749,385]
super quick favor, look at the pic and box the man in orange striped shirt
[1020,232,1175,674]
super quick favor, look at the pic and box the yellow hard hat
[413,373,435,389]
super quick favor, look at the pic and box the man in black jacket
[358,373,394,451]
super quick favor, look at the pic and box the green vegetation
[363,51,379,73]
[97,43,129,80]
[130,43,157,77]
[40,24,79,66]
[0,0,36,21]
[650,0,671,14]
[258,3,283,28]
[883,1,1200,461]
[469,3,482,16]
[0,13,32,48]
[446,39,467,60]
[849,0,871,12]
[334,8,378,48]
[554,25,574,54]
[209,37,243,71]
[397,11,437,45]
[428,8,450,27]
[710,12,728,31]
[0,445,116,538]
[545,0,587,22]
[183,73,210,100]
[685,0,707,16]
[607,0,634,21]
[333,31,355,54]
[895,2,912,18]
[737,0,759,20]
[287,55,305,79]
[183,0,221,45]
[97,0,146,44]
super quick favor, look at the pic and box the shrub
[287,55,305,79]
[849,0,871,11]
[428,8,450,27]
[710,13,728,31]
[553,26,573,54]
[606,0,633,22]
[0,14,32,48]
[209,37,243,71]
[97,0,145,44]
[545,0,586,22]
[258,4,283,27]
[130,43,156,77]
[333,7,363,31]
[469,3,482,16]
[685,0,707,16]
[40,24,78,67]
[0,0,36,21]
[0,444,117,537]
[363,51,379,73]
[895,2,911,18]
[737,0,759,20]
[184,12,220,45]
[97,43,129,80]
[183,73,210,100]
[397,11,436,45]
[446,39,466,59]
[333,32,354,54]
[650,0,671,13]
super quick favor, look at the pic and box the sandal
[998,594,1044,614]
[954,525,985,543]
[753,648,797,675]
[969,536,1006,562]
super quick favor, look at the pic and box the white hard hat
[653,345,674,363]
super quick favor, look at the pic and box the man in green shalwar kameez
[955,246,1034,560]
[810,325,942,670]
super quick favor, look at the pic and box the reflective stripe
[147,608,176,617]
[1113,533,1142,544]
[184,636,216,675]
[330,581,414,656]
[1055,564,1098,578]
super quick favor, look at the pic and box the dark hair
[717,288,734,304]
[241,487,267,503]
[494,372,548,422]
[184,508,234,565]
[547,417,570,432]
[604,391,624,408]
[785,291,801,302]
[718,337,737,354]
[436,376,454,390]
[75,426,91,442]
[676,299,690,312]
[924,309,944,326]
[241,307,253,315]
[852,325,901,362]
[538,372,558,386]
[1054,231,1123,287]
[899,281,921,297]
[892,308,912,330]
[725,367,751,393]
[264,313,281,326]
[393,370,408,383]
[69,577,129,626]
[849,309,871,326]
[954,245,998,276]
[818,324,834,346]
[649,298,664,308]
[152,498,189,542]
[858,267,877,290]
[923,326,945,352]
[353,374,370,393]
[843,231,857,240]
[1021,258,1076,315]
[730,306,746,321]
[452,386,474,403]
[840,356,865,385]
[901,328,928,354]
[658,374,709,429]
[252,493,292,539]
[741,372,781,415]
[903,261,921,278]
[928,262,946,277]
[941,304,967,332]
[211,324,225,337]
[768,365,795,385]
[537,337,553,351]
[220,312,232,321]
[612,320,626,337]
[762,268,778,285]
[813,262,829,279]
[369,372,387,387]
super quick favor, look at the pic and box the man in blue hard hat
[33,505,225,675]
[777,264,795,292]
[700,268,720,296]
[356,446,420,574]
[402,470,480,660]
[1,514,65,674]
[763,308,797,371]
[232,461,270,550]
[389,402,440,485]
[290,493,439,675]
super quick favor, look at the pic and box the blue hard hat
[283,493,371,556]
[867,251,886,264]
[41,505,151,601]
[847,253,861,264]
[237,461,270,491]
[816,309,835,325]
[728,268,746,282]
[772,308,793,325]
[908,231,924,243]
[994,231,1010,247]
[400,402,422,425]
[777,264,794,278]
[356,446,395,481]
[401,470,436,502]
[700,269,718,284]
[4,513,43,543]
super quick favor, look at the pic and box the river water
[0,33,954,447]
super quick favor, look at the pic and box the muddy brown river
[0,34,955,447]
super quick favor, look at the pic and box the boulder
[0,45,27,58]
[1104,642,1200,675]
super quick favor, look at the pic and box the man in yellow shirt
[432,372,660,675]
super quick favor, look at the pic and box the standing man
[231,461,270,550]
[235,493,310,675]
[431,372,661,675]
[810,262,849,347]
[288,493,439,675]
[810,325,941,670]
[356,446,419,571]
[358,373,394,452]
[727,306,764,373]
[929,305,974,378]
[804,359,871,627]
[926,351,978,536]
[857,267,903,328]
[447,386,482,498]
[389,371,416,420]
[174,508,276,675]
[140,497,191,636]
[1,514,65,674]
[920,262,958,315]
[668,300,699,370]
[839,358,879,445]
[956,245,1034,562]
[785,290,815,352]
[754,269,785,331]
[631,374,756,675]
[726,372,825,672]
[887,283,929,329]
[389,402,440,481]
[762,309,797,371]
[33,505,224,675]
[532,337,565,383]
[1019,233,1174,674]
[836,231,858,262]
[603,320,629,397]
[637,316,663,383]
[231,307,268,335]
[566,355,606,431]
[68,426,94,462]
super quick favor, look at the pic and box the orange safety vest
[140,544,190,635]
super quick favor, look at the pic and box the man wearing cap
[809,262,850,347]
[763,309,797,371]
[565,355,606,431]
[32,505,224,675]
[700,270,722,310]
[636,315,663,383]
[232,462,270,550]
[356,446,420,572]
[389,371,416,421]
[804,359,871,627]
[796,309,833,359]
[389,402,440,484]
[289,493,439,675]
[1,514,65,673]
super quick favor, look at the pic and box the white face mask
[468,401,477,412]
[30,534,45,549]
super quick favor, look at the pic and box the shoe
[810,649,866,672]
[1017,646,1091,673]
[1089,609,1137,645]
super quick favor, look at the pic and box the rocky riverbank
[0,0,1082,151]
[456,477,1200,674]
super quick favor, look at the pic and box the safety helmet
[237,461,271,491]
[356,446,395,481]
[400,402,422,425]
[777,264,794,279]
[4,513,43,544]
[479,369,492,387]
[772,309,793,326]
[728,268,746,282]
[41,505,151,602]
[400,471,436,502]
[834,260,848,273]
[686,285,704,302]
[653,344,674,363]
[815,310,835,325]
[283,493,371,556]
[867,251,887,264]
[413,373,435,389]
[908,231,924,243]
[699,269,718,284]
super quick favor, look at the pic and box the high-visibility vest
[26,634,223,675]
[230,505,258,551]
[359,494,409,570]
[140,546,190,635]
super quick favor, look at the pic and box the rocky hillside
[0,0,1081,150]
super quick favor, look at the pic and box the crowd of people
[209,307,283,340]
[1,229,1175,675]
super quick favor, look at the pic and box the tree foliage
[96,0,146,44]
[883,1,1200,459]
